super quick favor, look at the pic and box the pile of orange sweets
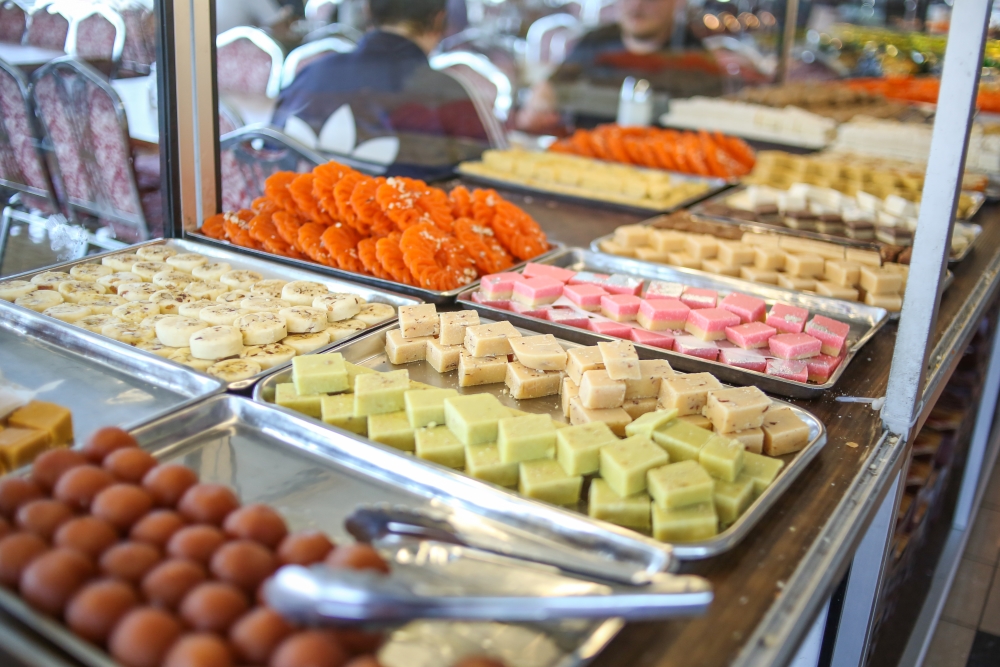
[201,162,551,292]
[549,125,756,179]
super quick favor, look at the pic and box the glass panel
[0,0,166,276]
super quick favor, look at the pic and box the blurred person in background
[216,0,296,34]
[271,0,502,179]
[518,0,724,133]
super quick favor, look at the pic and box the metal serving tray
[456,164,732,216]
[0,301,224,446]
[691,186,985,265]
[3,238,421,392]
[0,394,710,667]
[457,248,888,399]
[253,322,828,559]
[185,231,564,306]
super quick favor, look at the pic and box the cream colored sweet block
[702,386,771,434]
[568,397,632,437]
[399,304,439,339]
[505,362,562,400]
[426,339,463,373]
[385,329,432,365]
[464,321,522,357]
[578,369,626,410]
[509,334,568,371]
[439,310,480,346]
[658,373,724,416]
[598,340,641,380]
[625,359,674,399]
[457,351,508,387]
[566,346,606,385]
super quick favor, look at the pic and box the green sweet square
[651,419,714,462]
[588,478,651,531]
[624,409,678,439]
[519,459,582,506]
[699,435,745,482]
[714,474,754,525]
[465,443,519,488]
[415,426,466,469]
[367,411,415,452]
[647,460,714,510]
[599,435,669,497]
[652,502,718,542]
[405,388,458,428]
[555,421,618,475]
[497,414,556,464]
[275,383,322,418]
[742,451,786,497]
[321,394,367,435]
[293,353,348,395]
[443,394,511,446]
[353,370,410,417]
[344,361,378,393]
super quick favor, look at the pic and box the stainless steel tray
[185,231,564,306]
[691,186,985,265]
[3,238,421,392]
[253,322,828,559]
[0,394,709,667]
[456,164,732,216]
[456,248,888,399]
[0,300,224,448]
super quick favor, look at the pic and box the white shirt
[216,0,284,34]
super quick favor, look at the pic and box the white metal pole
[881,0,990,436]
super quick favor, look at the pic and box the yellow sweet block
[399,304,439,339]
[714,475,754,525]
[568,397,632,437]
[579,369,626,409]
[622,397,657,420]
[700,259,741,277]
[505,362,562,400]
[652,502,718,542]
[275,383,323,418]
[647,460,713,510]
[717,242,755,266]
[457,351,508,387]
[614,224,652,248]
[439,310,480,346]
[726,427,764,454]
[561,376,579,418]
[497,414,556,464]
[7,401,72,446]
[825,261,861,287]
[566,346,606,385]
[702,386,771,433]
[0,427,49,470]
[698,435,745,482]
[652,419,714,462]
[739,266,780,284]
[816,281,860,301]
[658,373,723,416]
[345,362,378,393]
[465,443,519,487]
[625,409,679,439]
[753,246,785,271]
[444,394,511,445]
[321,395,367,435]
[761,407,811,456]
[426,339,463,373]
[743,451,786,497]
[464,321,522,357]
[367,411,415,452]
[678,414,713,430]
[518,459,583,507]
[864,292,903,311]
[293,353,348,395]
[509,335,568,371]
[588,479,651,532]
[624,359,674,400]
[784,254,824,278]
[684,235,718,260]
[597,340,641,380]
[599,436,669,497]
[353,370,410,417]
[556,421,617,475]
[404,388,458,428]
[859,265,903,296]
[415,426,466,468]
[777,274,818,291]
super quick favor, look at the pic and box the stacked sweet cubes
[471,263,854,385]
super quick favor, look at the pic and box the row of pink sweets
[469,263,853,385]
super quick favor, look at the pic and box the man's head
[618,0,679,42]
[368,0,447,35]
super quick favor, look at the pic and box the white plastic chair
[526,13,583,67]
[429,50,513,123]
[216,26,284,99]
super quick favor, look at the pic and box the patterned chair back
[67,5,126,64]
[220,127,322,213]
[525,13,583,68]
[216,27,283,99]
[25,3,70,51]
[31,57,149,241]
[0,0,28,44]
[279,37,354,89]
[119,3,155,75]
[0,58,58,214]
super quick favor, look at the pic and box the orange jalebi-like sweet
[357,237,389,280]
[320,223,365,274]
[273,210,304,250]
[264,172,299,212]
[400,223,477,291]
[249,209,299,257]
[375,233,415,286]
[470,188,499,228]
[449,185,474,219]
[334,171,365,233]
[223,210,259,249]
[298,222,334,266]
[453,217,515,275]
[251,196,273,213]
[201,213,227,240]
[312,161,356,217]
[491,200,548,261]
[376,177,454,232]
[290,173,335,225]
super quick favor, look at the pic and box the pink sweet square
[805,354,844,383]
[563,284,607,311]
[766,358,808,383]
[510,302,550,318]
[512,276,563,307]
[804,315,851,357]
[630,328,675,350]
[545,308,591,328]
[768,333,822,360]
[568,271,610,286]
[589,319,633,338]
[600,294,642,322]
[522,263,576,283]
[765,303,809,334]
[719,347,768,372]
[644,280,684,299]
[637,298,689,331]
[685,307,740,341]
[725,322,777,349]
[680,287,718,309]
[673,335,720,360]
[720,293,767,324]
[480,272,523,300]
[601,274,642,296]
[471,291,511,309]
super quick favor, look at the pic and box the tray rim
[1,238,420,392]
[251,322,829,559]
[457,247,889,399]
